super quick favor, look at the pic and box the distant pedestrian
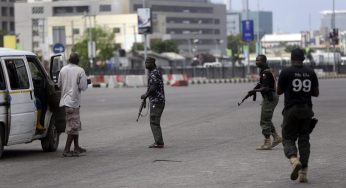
[249,54,282,150]
[141,57,166,148]
[277,48,319,183]
[58,52,88,157]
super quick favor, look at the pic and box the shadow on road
[1,149,47,160]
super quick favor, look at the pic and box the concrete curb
[189,78,257,85]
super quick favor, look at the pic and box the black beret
[145,56,156,64]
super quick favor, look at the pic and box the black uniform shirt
[278,64,318,109]
[260,68,275,89]
[257,67,276,96]
[148,68,165,104]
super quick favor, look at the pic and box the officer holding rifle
[141,57,166,148]
[246,54,282,150]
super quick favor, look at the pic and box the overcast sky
[211,0,346,33]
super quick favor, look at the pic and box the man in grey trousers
[141,57,166,148]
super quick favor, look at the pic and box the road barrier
[169,74,189,86]
[89,74,346,88]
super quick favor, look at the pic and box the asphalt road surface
[1,79,346,188]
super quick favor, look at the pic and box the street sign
[52,43,65,53]
[242,20,254,42]
[137,8,152,34]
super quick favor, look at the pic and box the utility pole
[332,0,336,73]
[256,0,260,55]
[86,12,95,69]
[143,0,147,62]
[71,20,74,47]
[244,0,250,75]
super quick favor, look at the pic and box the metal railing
[87,64,346,77]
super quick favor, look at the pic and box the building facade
[226,10,272,40]
[321,10,346,31]
[247,11,273,40]
[15,0,227,59]
[15,0,129,57]
[261,33,302,56]
[0,0,15,35]
[129,0,227,57]
[46,14,139,57]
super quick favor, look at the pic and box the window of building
[76,6,88,13]
[72,28,79,35]
[99,4,111,12]
[10,21,14,32]
[113,27,120,33]
[32,30,39,36]
[5,59,30,90]
[2,21,7,31]
[52,26,66,45]
[214,19,220,24]
[9,7,14,16]
[53,7,73,15]
[1,7,8,16]
[32,6,44,14]
[133,4,143,11]
[53,6,89,16]
[33,41,39,48]
[32,19,39,26]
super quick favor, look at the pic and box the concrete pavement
[0,79,345,188]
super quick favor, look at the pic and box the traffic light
[329,28,339,45]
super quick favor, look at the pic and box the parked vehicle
[0,48,66,158]
[203,62,222,68]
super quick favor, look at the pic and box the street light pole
[332,0,336,73]
[143,0,147,62]
[256,0,260,55]
[245,0,250,75]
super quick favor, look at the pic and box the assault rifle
[136,98,147,122]
[238,90,257,106]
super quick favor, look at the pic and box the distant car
[0,48,67,158]
[203,62,222,68]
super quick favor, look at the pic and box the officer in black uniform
[141,57,166,148]
[277,48,319,183]
[249,54,282,150]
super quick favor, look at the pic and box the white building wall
[46,14,141,58]
[14,0,129,57]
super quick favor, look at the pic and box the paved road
[1,79,346,188]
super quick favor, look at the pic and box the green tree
[305,48,315,62]
[131,42,144,52]
[227,34,256,62]
[74,27,119,70]
[150,39,179,53]
[285,44,301,53]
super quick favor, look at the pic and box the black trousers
[150,102,165,145]
[281,104,314,168]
